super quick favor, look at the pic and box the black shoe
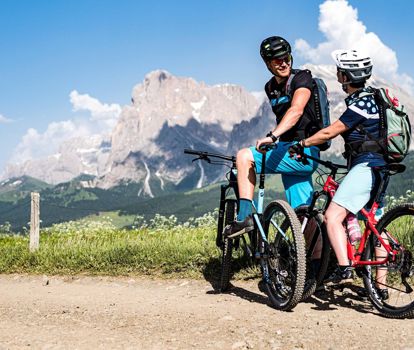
[223,215,254,239]
[378,288,389,301]
[355,287,389,301]
[325,266,354,286]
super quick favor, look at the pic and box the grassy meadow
[0,212,259,281]
[0,190,413,279]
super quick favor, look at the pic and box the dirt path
[0,275,413,350]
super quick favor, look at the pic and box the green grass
[2,200,412,282]
[80,211,136,228]
[0,220,222,278]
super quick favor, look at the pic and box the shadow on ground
[303,284,378,316]
[201,255,270,307]
[202,255,379,316]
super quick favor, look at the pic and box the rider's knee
[324,207,336,226]
[236,148,253,166]
[324,205,347,226]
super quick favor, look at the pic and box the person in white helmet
[289,49,387,295]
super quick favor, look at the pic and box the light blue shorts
[333,162,376,214]
[250,142,319,209]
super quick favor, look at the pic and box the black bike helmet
[260,36,292,61]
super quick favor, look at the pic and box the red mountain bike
[298,153,414,318]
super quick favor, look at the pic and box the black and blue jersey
[265,70,318,142]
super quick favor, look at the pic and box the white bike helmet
[331,49,373,84]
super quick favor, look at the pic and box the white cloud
[0,114,13,123]
[70,90,121,128]
[10,120,91,164]
[294,0,414,95]
[10,92,121,164]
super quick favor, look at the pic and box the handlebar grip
[184,148,201,155]
[258,144,276,152]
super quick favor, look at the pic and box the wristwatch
[266,131,278,143]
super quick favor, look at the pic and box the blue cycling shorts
[249,142,319,209]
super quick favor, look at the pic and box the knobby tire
[262,200,306,311]
[219,200,237,292]
[295,206,330,300]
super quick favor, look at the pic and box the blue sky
[0,0,413,175]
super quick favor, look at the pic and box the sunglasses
[271,54,292,67]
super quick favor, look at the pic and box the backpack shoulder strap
[285,69,300,96]
[353,88,387,153]
[264,77,275,99]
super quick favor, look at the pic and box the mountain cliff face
[100,70,262,191]
[3,66,413,196]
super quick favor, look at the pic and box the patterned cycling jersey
[339,86,386,167]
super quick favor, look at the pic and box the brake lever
[296,153,309,165]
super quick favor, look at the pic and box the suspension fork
[216,183,230,248]
[216,165,239,248]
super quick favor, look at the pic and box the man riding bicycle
[289,49,388,292]
[224,36,321,238]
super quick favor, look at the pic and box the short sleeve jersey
[339,86,385,167]
[264,69,317,142]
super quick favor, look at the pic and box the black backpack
[285,69,331,151]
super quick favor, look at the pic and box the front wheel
[219,199,237,292]
[295,206,330,300]
[262,200,306,311]
[362,203,414,319]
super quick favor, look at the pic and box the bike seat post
[256,150,267,215]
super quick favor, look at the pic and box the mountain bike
[297,152,414,318]
[184,147,306,311]
[293,156,348,300]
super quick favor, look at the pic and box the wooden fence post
[30,192,40,252]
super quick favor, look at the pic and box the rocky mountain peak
[143,69,173,85]
[3,67,413,193]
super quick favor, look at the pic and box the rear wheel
[295,206,330,300]
[219,199,237,292]
[362,203,414,318]
[262,200,306,311]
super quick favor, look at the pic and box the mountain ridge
[3,66,413,196]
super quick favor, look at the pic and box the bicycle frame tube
[348,203,400,266]
[253,213,268,243]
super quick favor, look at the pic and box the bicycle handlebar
[183,148,236,162]
[184,143,277,163]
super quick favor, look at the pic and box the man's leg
[271,143,319,208]
[235,148,256,221]
[223,148,256,238]
[281,173,314,209]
